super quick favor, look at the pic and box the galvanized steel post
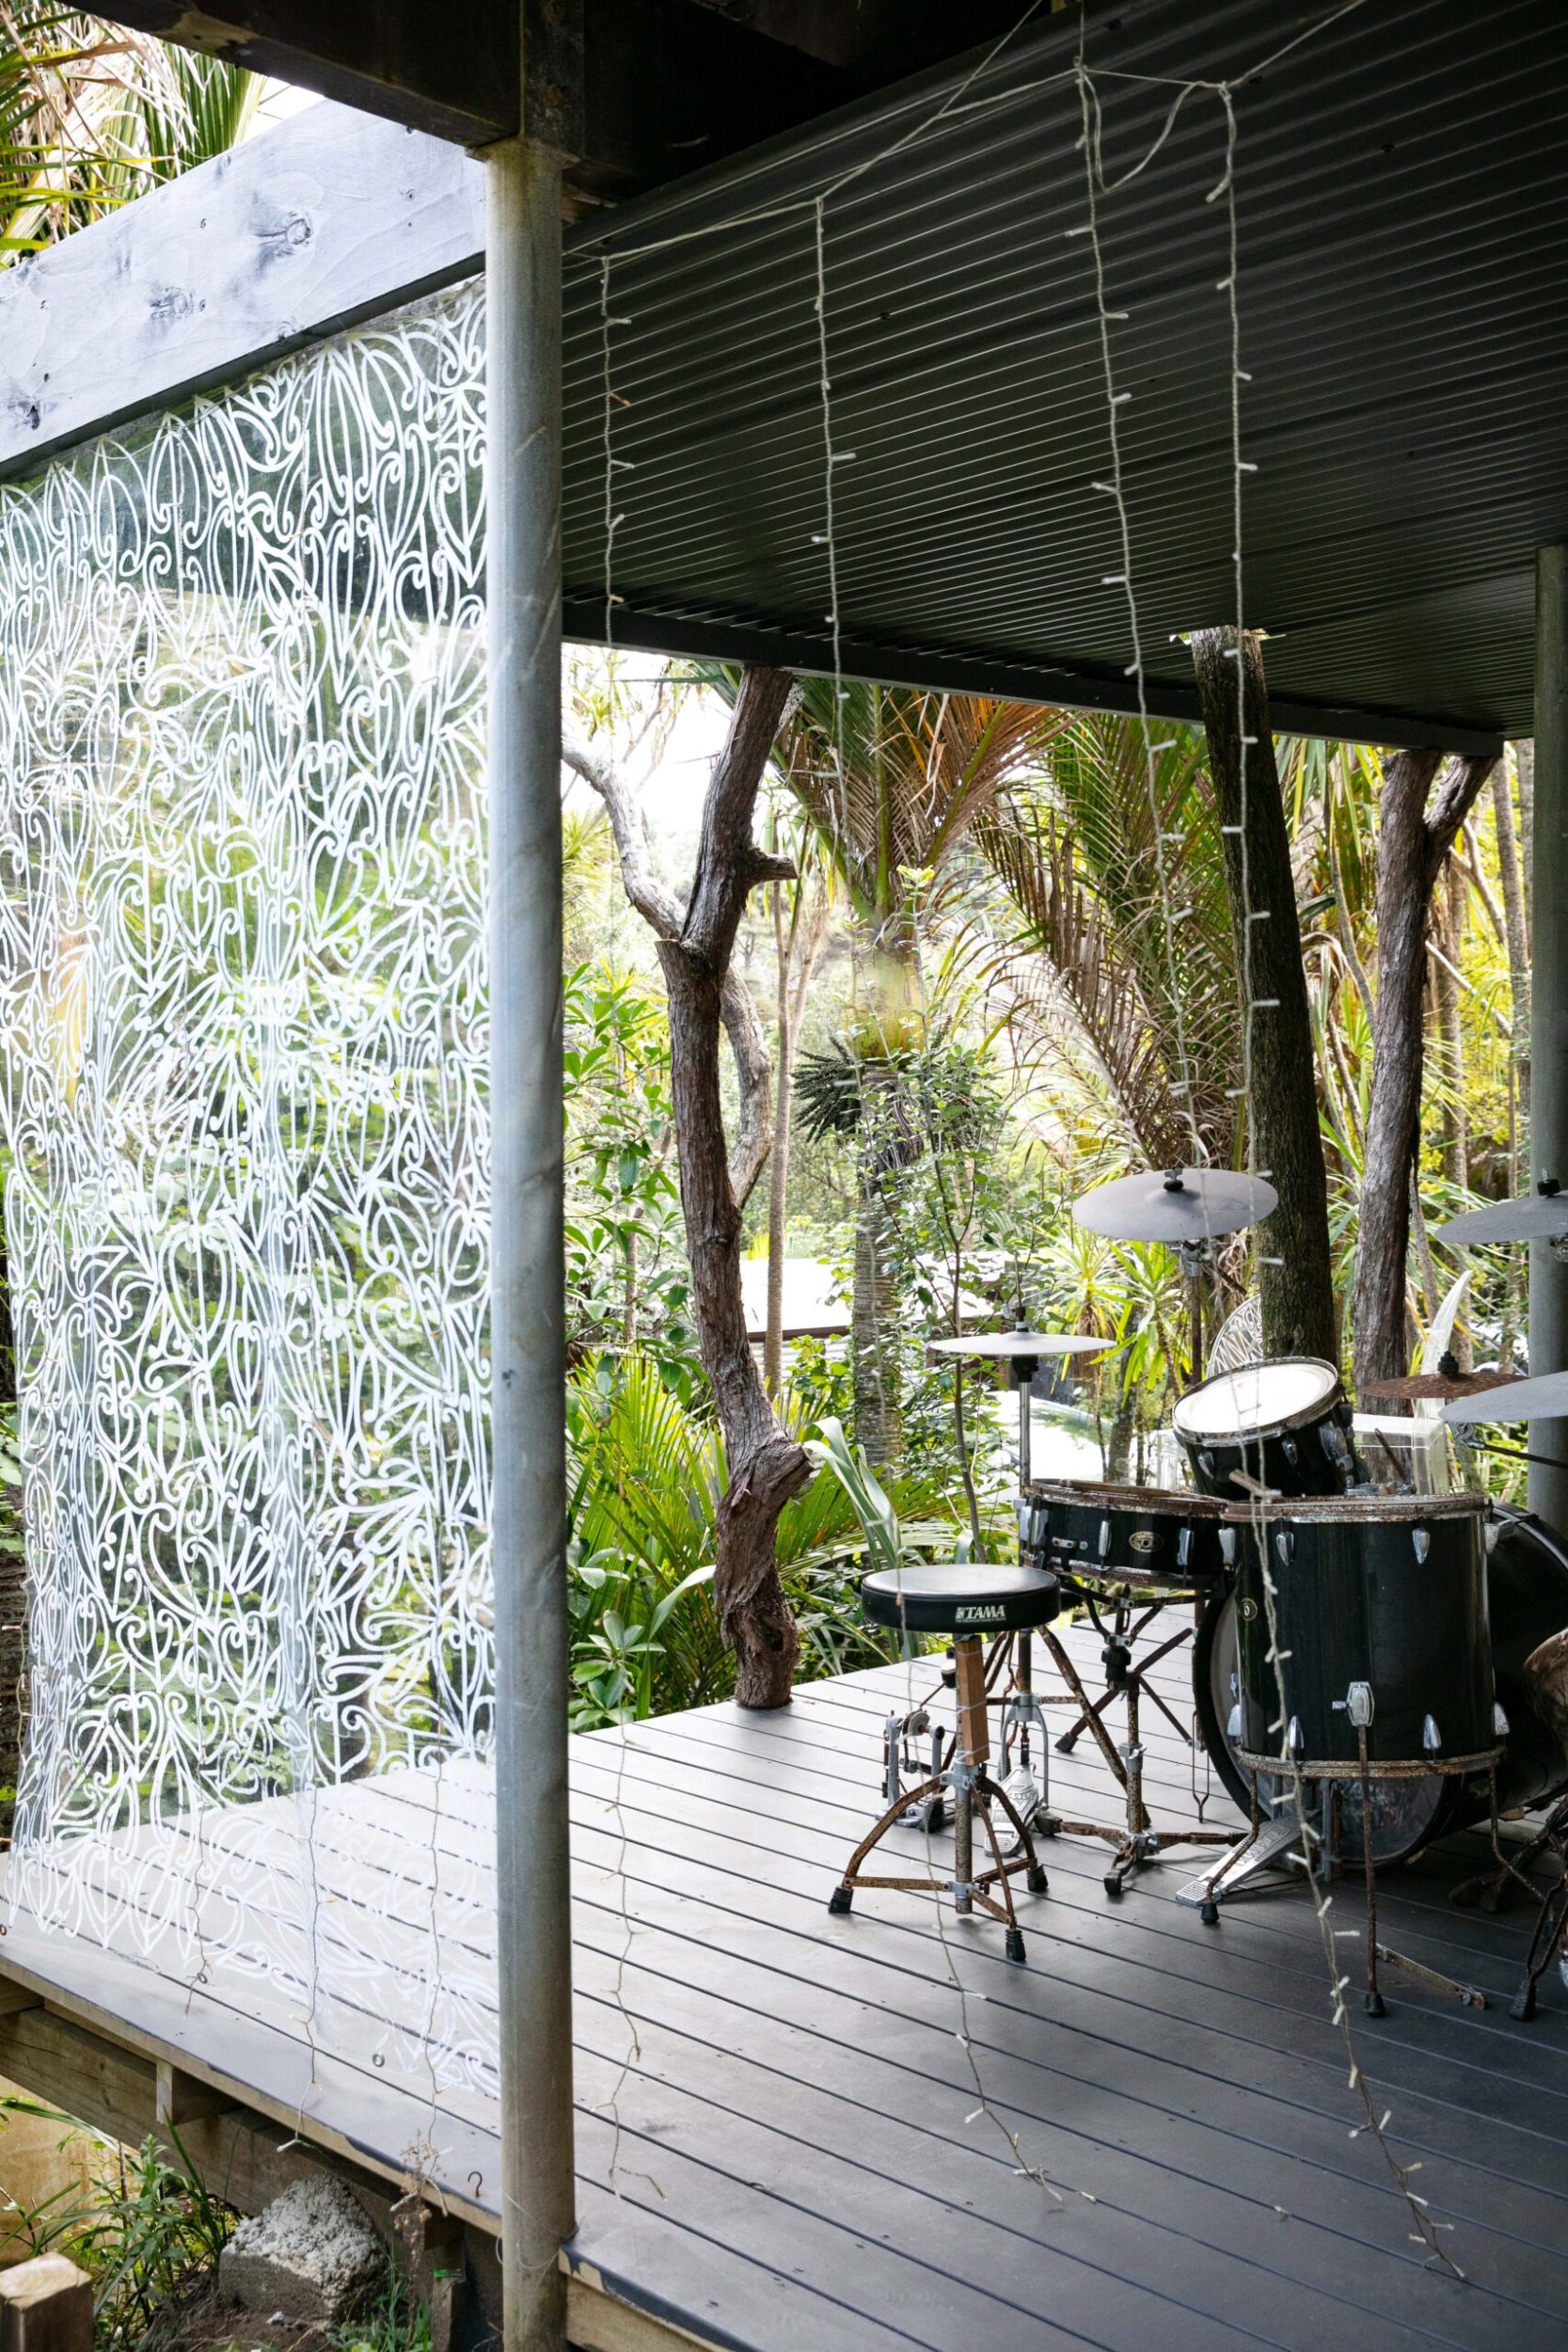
[486,118,574,2352]
[1530,544,1568,1534]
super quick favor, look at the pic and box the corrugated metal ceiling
[559,0,1568,749]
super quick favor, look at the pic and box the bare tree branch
[563,728,789,1208]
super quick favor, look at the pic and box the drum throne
[827,1565,1057,1962]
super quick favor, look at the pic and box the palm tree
[975,715,1242,1174]
[0,9,254,257]
[776,680,1069,1461]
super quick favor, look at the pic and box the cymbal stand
[1035,1609,1233,1895]
[1053,1593,1198,1756]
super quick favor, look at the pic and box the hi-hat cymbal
[1431,1191,1568,1247]
[1071,1166,1277,1245]
[1361,1369,1521,1403]
[927,1331,1107,1358]
[1442,1368,1568,1425]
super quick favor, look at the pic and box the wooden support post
[489,101,574,2347]
[0,2259,91,2352]
[1531,545,1568,1533]
[153,2060,230,2131]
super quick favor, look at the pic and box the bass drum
[1192,1589,1459,1865]
[1488,1505,1568,1814]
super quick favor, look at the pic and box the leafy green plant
[335,2271,429,2352]
[79,2131,237,2348]
[568,1542,714,1730]
[563,963,697,1387]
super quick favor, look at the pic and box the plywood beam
[0,100,484,485]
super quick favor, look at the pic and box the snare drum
[1171,1357,1356,1500]
[1021,1480,1225,1589]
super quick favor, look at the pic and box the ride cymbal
[1071,1166,1277,1245]
[1431,1191,1568,1247]
[1441,1368,1568,1424]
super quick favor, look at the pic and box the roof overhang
[14,1,1564,752]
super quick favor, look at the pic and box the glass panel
[0,277,499,2094]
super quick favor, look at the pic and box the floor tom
[1224,1490,1493,1767]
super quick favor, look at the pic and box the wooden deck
[0,1618,1564,2351]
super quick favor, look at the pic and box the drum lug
[1097,1517,1112,1559]
[1421,1714,1442,1754]
[1220,1528,1238,1566]
[1177,1527,1191,1568]
[1227,1702,1243,1740]
[1493,1700,1511,1738]
[1273,1529,1294,1566]
[1412,1528,1431,1564]
[1283,1438,1299,1467]
[1287,1716,1305,1755]
[1331,1680,1375,1729]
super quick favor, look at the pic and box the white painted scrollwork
[0,279,501,2095]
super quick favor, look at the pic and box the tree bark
[1493,755,1531,1174]
[1190,628,1337,1360]
[567,672,808,1705]
[1435,859,1468,1192]
[1349,749,1497,1395]
[562,731,774,1208]
[653,666,810,1708]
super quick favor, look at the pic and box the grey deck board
[0,1622,1562,2351]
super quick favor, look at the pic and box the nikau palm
[777,681,1068,1461]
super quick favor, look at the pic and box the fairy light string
[589,0,1459,2269]
[1072,32,1463,2277]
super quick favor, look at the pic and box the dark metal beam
[562,601,1505,758]
[106,0,519,145]
[104,0,862,185]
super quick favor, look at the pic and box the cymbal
[927,1331,1108,1358]
[1071,1166,1277,1245]
[1431,1191,1568,1247]
[1361,1370,1521,1402]
[1442,1368,1568,1425]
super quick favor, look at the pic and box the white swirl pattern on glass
[0,278,499,2094]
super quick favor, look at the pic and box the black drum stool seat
[828,1565,1059,1962]
[859,1563,1062,1637]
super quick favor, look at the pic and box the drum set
[828,1165,1568,2011]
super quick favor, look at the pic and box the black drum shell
[1181,1416,1354,1502]
[1487,1505,1568,1812]
[1021,1479,1225,1585]
[1173,1359,1356,1501]
[1227,1494,1493,1766]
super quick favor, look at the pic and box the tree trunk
[1350,750,1497,1395]
[1494,754,1531,1175]
[1435,859,1468,1192]
[1190,628,1337,1360]
[655,665,810,1708]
